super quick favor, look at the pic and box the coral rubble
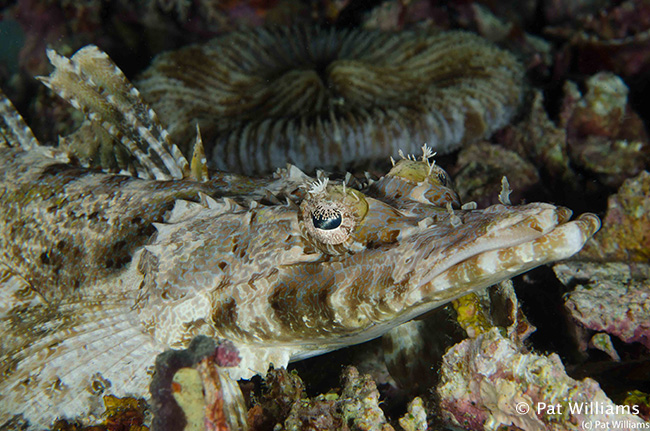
[557,262,650,352]
[437,328,647,431]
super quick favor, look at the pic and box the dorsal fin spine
[38,46,190,181]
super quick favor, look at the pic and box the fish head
[138,158,600,368]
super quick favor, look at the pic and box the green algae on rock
[580,171,650,262]
[282,366,394,431]
[135,26,525,174]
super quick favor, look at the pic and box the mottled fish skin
[0,146,304,302]
[0,144,308,428]
[0,46,600,429]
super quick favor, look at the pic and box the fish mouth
[317,204,599,348]
[409,209,601,309]
[284,207,599,361]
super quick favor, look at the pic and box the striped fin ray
[0,290,164,428]
[38,46,189,181]
[0,89,39,150]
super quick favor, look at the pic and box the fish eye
[299,182,369,253]
[437,172,448,186]
[301,201,355,247]
[312,209,342,230]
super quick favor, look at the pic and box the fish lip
[575,212,601,236]
[411,209,601,301]
[557,206,573,224]
[410,203,564,284]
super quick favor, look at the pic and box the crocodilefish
[0,46,600,429]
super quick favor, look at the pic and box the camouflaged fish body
[0,46,600,428]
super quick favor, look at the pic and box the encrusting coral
[556,261,650,352]
[437,328,648,431]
